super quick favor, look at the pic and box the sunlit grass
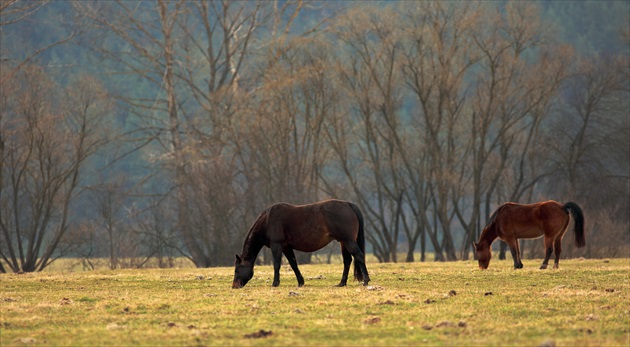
[1,258,628,346]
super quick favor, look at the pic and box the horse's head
[232,254,254,289]
[473,241,491,269]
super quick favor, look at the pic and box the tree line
[1,1,628,273]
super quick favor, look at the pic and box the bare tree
[59,1,627,267]
[323,2,579,262]
[177,0,320,266]
[543,53,630,258]
[323,4,409,262]
[134,199,180,268]
[448,2,571,259]
[88,176,130,270]
[75,0,320,267]
[222,31,334,264]
[0,0,76,86]
[0,68,110,272]
[398,2,486,261]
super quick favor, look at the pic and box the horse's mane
[481,203,509,240]
[241,208,270,259]
[487,204,504,226]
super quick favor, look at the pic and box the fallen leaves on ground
[363,316,381,324]
[585,314,598,321]
[539,339,556,347]
[407,320,468,330]
[106,323,127,330]
[244,330,273,338]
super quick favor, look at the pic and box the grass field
[1,258,628,346]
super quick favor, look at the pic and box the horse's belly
[290,233,335,253]
[516,228,544,239]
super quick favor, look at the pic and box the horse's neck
[241,223,266,263]
[241,232,264,264]
[479,225,498,246]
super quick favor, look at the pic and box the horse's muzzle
[232,280,243,289]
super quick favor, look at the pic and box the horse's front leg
[270,243,283,287]
[515,240,524,268]
[506,239,523,269]
[282,248,304,287]
[540,236,554,270]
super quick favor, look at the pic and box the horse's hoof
[539,265,547,270]
[335,283,346,287]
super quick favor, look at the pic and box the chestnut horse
[473,200,585,270]
[232,199,370,288]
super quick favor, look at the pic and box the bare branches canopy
[1,1,628,272]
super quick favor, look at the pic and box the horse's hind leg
[499,241,507,260]
[342,241,370,286]
[336,246,352,287]
[283,248,305,287]
[552,238,562,269]
[540,236,554,270]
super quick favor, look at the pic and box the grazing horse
[232,199,370,288]
[473,200,586,270]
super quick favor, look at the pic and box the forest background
[1,0,628,273]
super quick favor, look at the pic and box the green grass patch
[1,259,628,346]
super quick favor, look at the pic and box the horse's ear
[235,254,242,263]
[472,242,478,250]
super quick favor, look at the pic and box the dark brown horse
[232,199,370,288]
[473,200,585,270]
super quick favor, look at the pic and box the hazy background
[1,0,628,272]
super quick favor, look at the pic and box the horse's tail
[564,202,586,248]
[348,202,366,282]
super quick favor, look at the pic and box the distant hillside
[539,0,629,55]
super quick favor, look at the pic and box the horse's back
[497,200,568,239]
[296,199,359,234]
[267,199,358,252]
[500,200,564,218]
[270,199,353,219]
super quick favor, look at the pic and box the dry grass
[1,258,628,346]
